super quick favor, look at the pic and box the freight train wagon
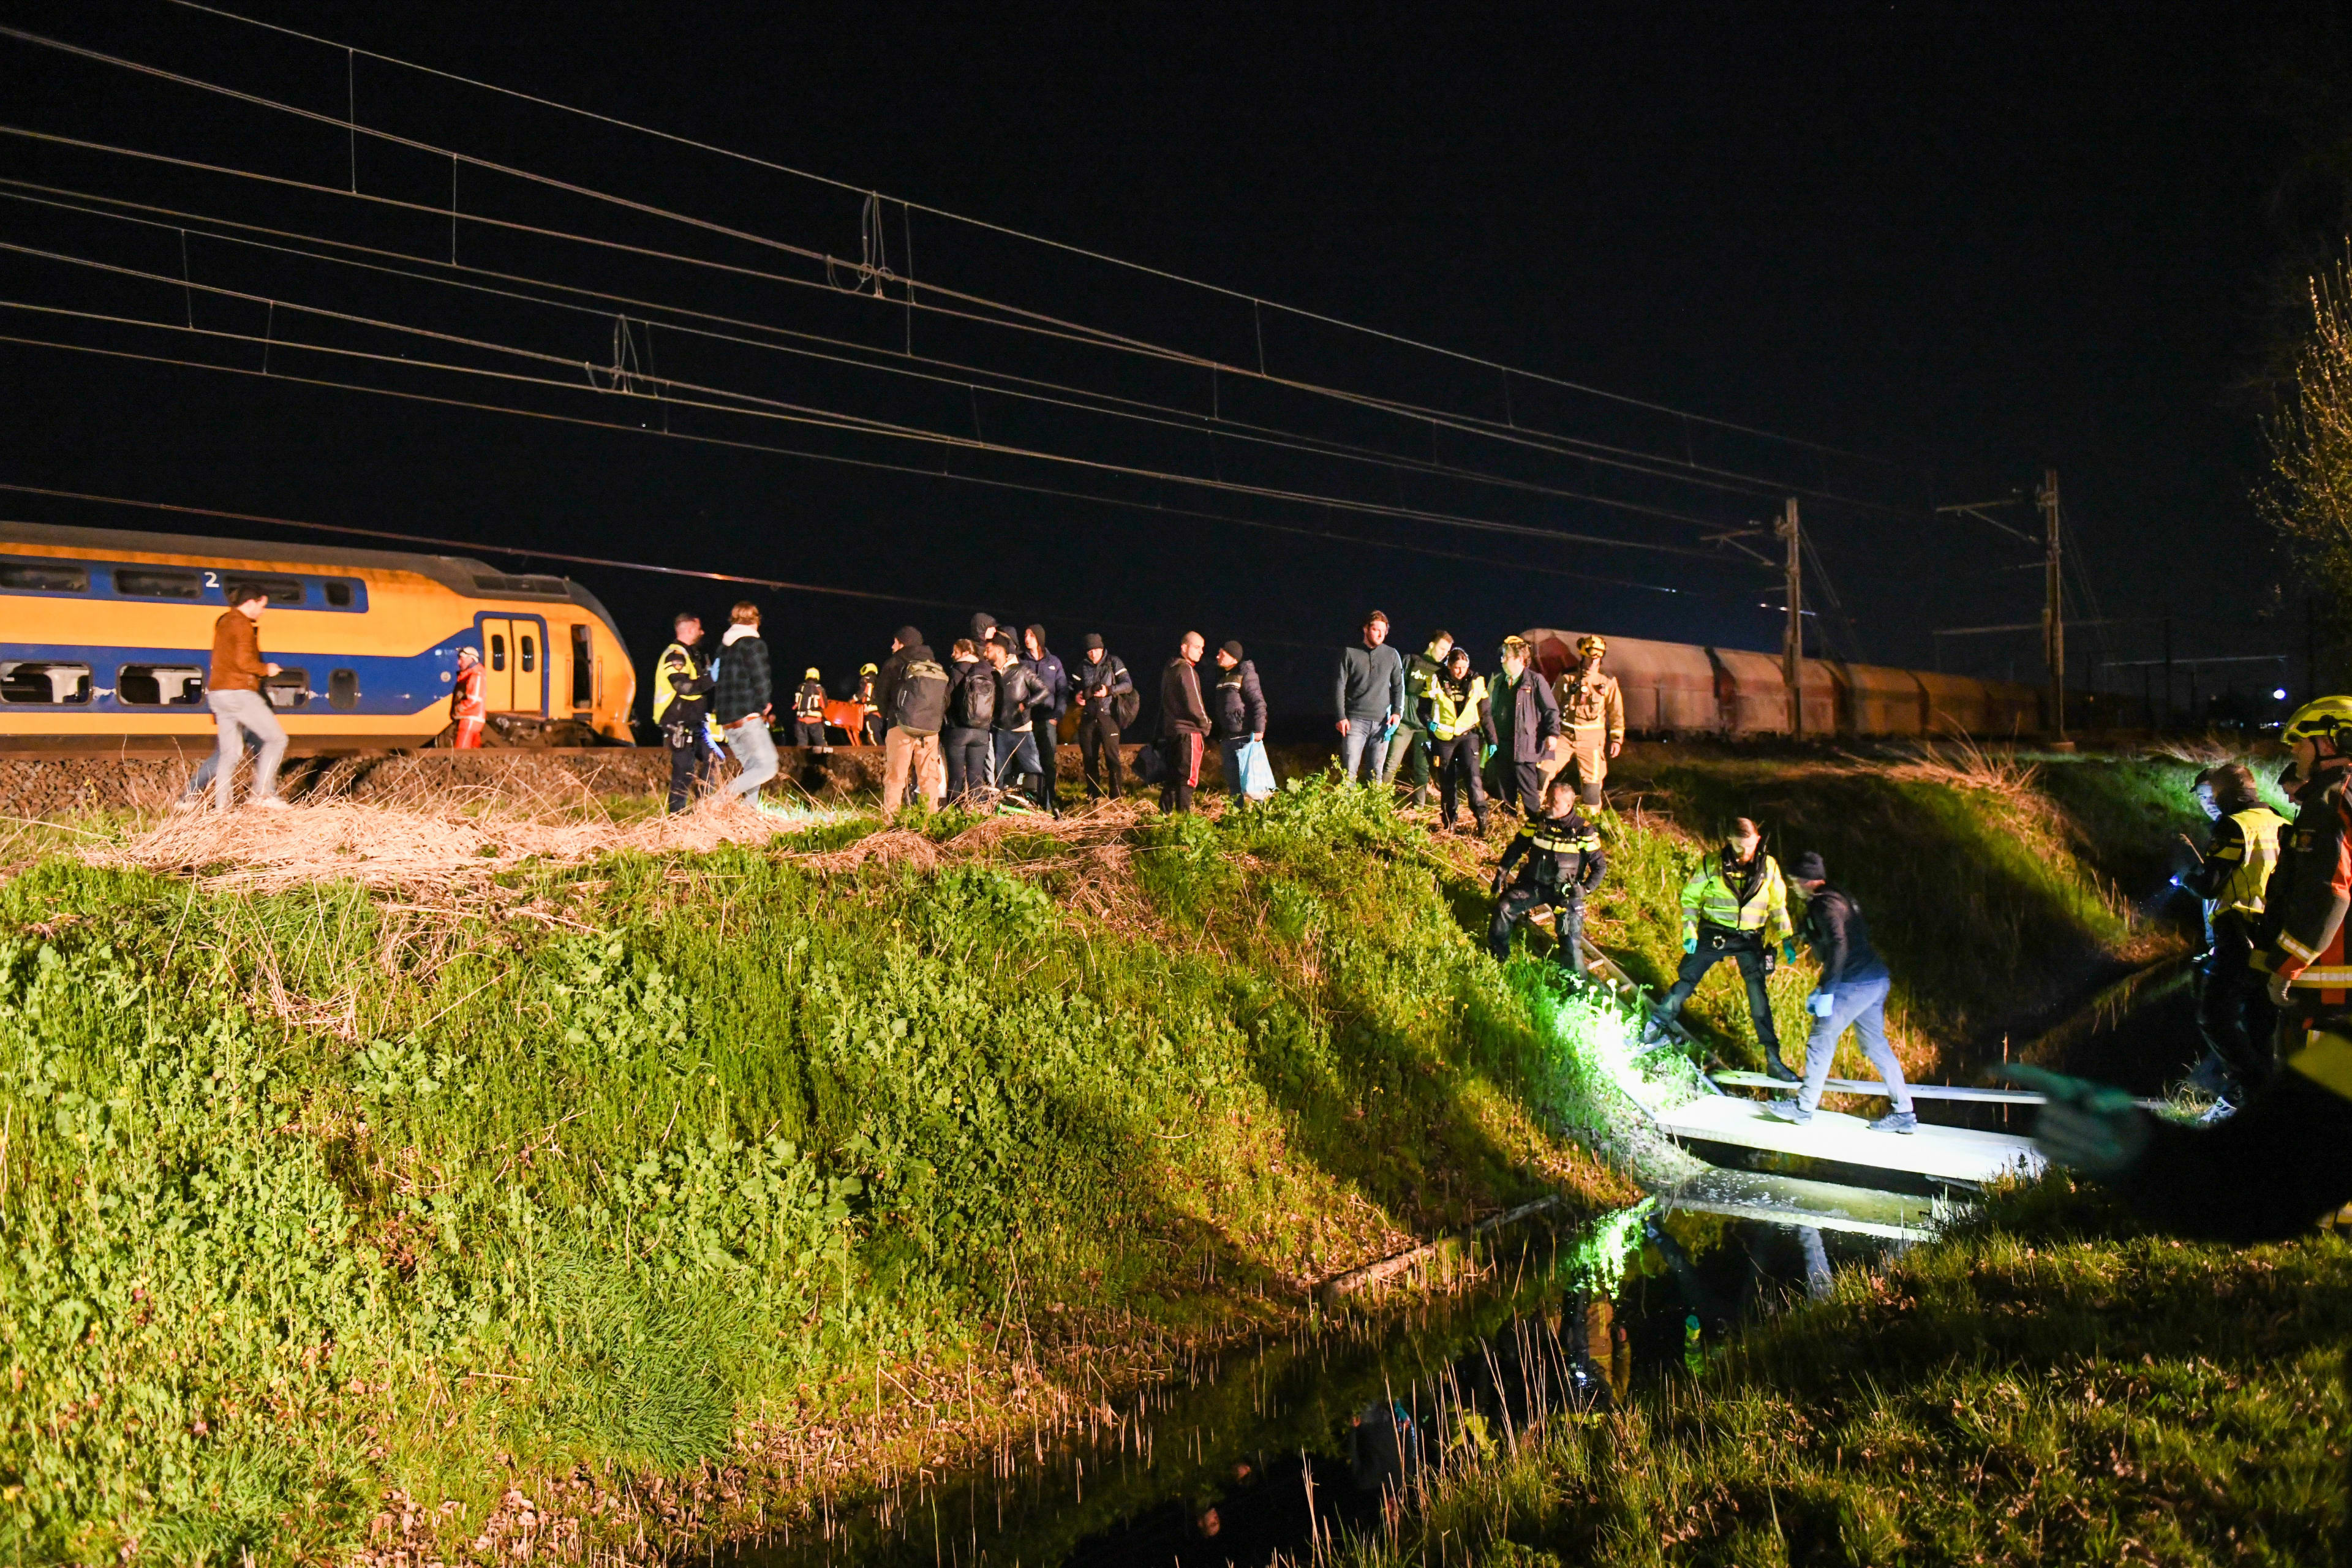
[1523,627,2049,739]
[0,522,635,750]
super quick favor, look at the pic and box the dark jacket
[1336,643,1406,723]
[1401,647,1447,729]
[793,679,826,722]
[1161,655,1210,737]
[1501,808,1607,894]
[883,644,950,736]
[946,656,997,730]
[1210,659,1267,739]
[2264,757,2352,990]
[1490,666,1561,763]
[993,661,1047,733]
[2120,1030,2352,1243]
[1073,652,1132,704]
[654,639,715,729]
[712,628,772,726]
[1022,649,1070,721]
[1800,884,1888,987]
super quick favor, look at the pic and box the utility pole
[2038,468,2064,742]
[1779,497,1803,738]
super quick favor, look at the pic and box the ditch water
[724,1185,1928,1568]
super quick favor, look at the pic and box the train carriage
[0,522,635,750]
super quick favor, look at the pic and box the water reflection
[723,1197,1911,1568]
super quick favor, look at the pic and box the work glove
[1681,933,1698,956]
[1998,1065,2151,1177]
[1491,870,1507,899]
[1805,990,1836,1020]
[1781,938,1798,965]
[2267,969,2294,1009]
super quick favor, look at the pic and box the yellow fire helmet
[859,662,878,675]
[1577,635,1608,658]
[2284,695,2352,748]
[804,667,821,680]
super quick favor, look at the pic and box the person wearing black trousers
[1071,635,1133,802]
[1159,631,1210,814]
[1022,625,1070,815]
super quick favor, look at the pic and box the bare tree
[2261,260,2352,675]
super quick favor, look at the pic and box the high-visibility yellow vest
[652,641,699,722]
[2209,806,2286,923]
[1430,676,1488,741]
[1680,851,1792,943]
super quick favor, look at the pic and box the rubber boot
[1763,1048,1800,1084]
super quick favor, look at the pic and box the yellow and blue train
[0,522,636,750]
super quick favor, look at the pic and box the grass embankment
[1330,1179,2350,1567]
[0,783,1645,1564]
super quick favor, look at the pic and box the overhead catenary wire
[0,181,1776,542]
[0,28,1923,518]
[0,245,1751,562]
[0,332,1763,601]
[160,0,1901,469]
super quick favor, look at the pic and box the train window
[0,661,92,704]
[117,664,205,706]
[263,669,311,709]
[570,624,593,706]
[246,577,305,605]
[519,635,537,674]
[0,560,88,592]
[324,580,355,608]
[489,634,507,672]
[113,568,202,599]
[328,669,360,710]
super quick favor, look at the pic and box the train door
[475,614,548,715]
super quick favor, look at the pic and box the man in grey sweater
[1335,611,1406,783]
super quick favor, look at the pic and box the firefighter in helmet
[855,662,884,745]
[1554,634,1625,810]
[2173,762,2286,1099]
[793,666,831,753]
[450,646,486,749]
[2258,695,2352,1049]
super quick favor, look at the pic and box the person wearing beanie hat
[1211,640,1271,802]
[1767,852,1917,1134]
[792,666,831,753]
[1069,633,1134,802]
[1643,817,1798,1080]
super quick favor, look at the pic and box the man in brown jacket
[1554,635,1626,810]
[1159,631,1210,815]
[205,582,289,811]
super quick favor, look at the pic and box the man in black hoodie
[1160,631,1211,814]
[987,631,1050,807]
[1070,634,1134,802]
[877,625,949,813]
[1210,640,1270,802]
[1022,626,1070,816]
[941,638,996,804]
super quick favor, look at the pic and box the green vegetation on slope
[1333,1180,2350,1567]
[0,782,1636,1564]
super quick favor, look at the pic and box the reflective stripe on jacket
[1429,674,1488,741]
[1555,668,1626,742]
[1680,851,1793,943]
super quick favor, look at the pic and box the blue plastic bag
[1235,738,1276,801]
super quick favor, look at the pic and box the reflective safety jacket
[1555,666,1626,743]
[450,662,486,722]
[651,639,714,726]
[1501,809,1607,895]
[2264,758,2352,1005]
[2184,805,2286,934]
[1681,850,1793,943]
[1429,672,1491,743]
[793,679,827,722]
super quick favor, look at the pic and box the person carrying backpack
[1071,634,1136,802]
[876,625,949,812]
[943,638,997,804]
[987,632,1050,808]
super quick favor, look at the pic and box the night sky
[0,1,2331,725]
